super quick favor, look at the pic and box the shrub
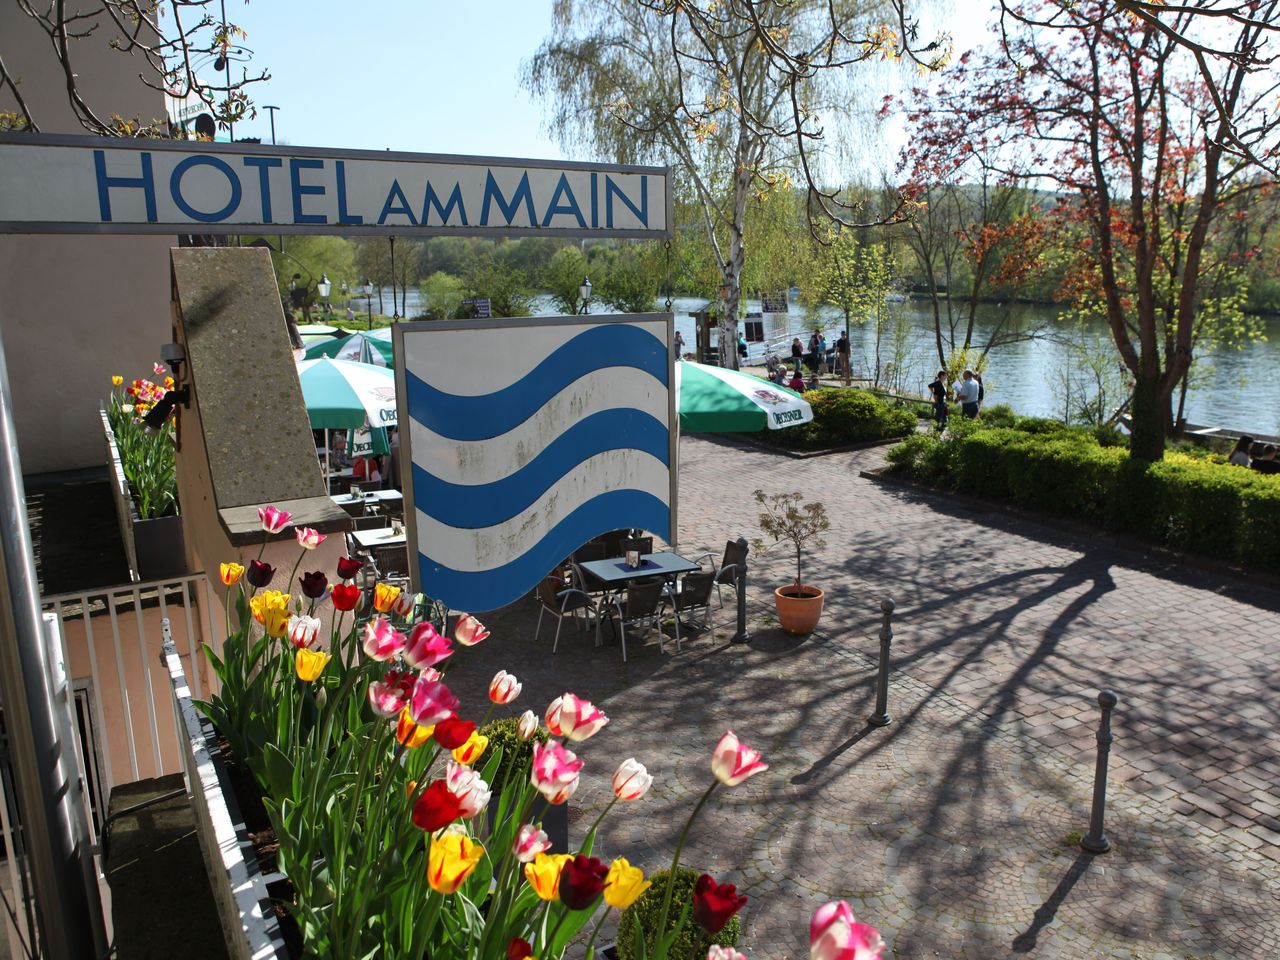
[477,716,548,791]
[757,388,916,450]
[616,868,741,960]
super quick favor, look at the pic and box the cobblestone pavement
[440,434,1280,959]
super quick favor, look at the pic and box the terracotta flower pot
[774,584,825,635]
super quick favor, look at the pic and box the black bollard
[730,537,750,644]
[868,598,894,727]
[1080,689,1118,854]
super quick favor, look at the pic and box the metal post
[730,537,749,644]
[868,598,894,727]
[1081,690,1118,854]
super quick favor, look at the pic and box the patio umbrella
[302,332,393,366]
[296,357,397,485]
[675,359,813,432]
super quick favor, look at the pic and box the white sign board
[0,134,672,239]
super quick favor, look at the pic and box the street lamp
[317,274,331,317]
[363,279,374,330]
[578,276,592,315]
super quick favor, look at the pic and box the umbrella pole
[325,429,331,492]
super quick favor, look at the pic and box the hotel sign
[0,133,672,239]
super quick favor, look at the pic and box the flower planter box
[163,635,290,960]
[102,408,188,582]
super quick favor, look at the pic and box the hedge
[755,388,917,451]
[886,428,1280,570]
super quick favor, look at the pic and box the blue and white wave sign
[399,316,673,612]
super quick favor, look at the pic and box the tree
[464,260,534,319]
[597,244,662,313]
[543,245,591,315]
[904,0,1280,460]
[419,271,467,321]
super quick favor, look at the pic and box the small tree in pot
[751,489,830,634]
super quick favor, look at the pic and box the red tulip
[507,938,533,960]
[331,583,361,611]
[558,854,609,910]
[336,555,364,581]
[692,873,748,934]
[432,715,476,749]
[411,779,463,832]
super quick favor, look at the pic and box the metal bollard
[1080,689,1118,854]
[868,598,894,727]
[730,537,750,644]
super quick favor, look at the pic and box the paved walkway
[441,434,1280,959]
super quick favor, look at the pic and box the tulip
[453,613,489,646]
[367,670,414,718]
[395,709,434,748]
[258,504,292,534]
[516,710,539,741]
[299,570,328,600]
[410,675,460,726]
[219,562,244,586]
[373,582,401,613]
[559,854,608,910]
[551,692,609,742]
[249,590,291,638]
[153,362,166,376]
[245,559,275,588]
[603,857,650,910]
[412,779,464,833]
[544,696,565,736]
[390,591,416,618]
[330,583,361,612]
[707,949,749,960]
[692,874,748,935]
[445,761,491,818]
[711,730,768,787]
[427,825,484,895]
[362,617,406,661]
[507,938,534,960]
[488,670,522,704]
[111,375,124,386]
[612,758,653,801]
[403,622,452,670]
[530,740,584,805]
[809,901,885,960]
[286,614,322,649]
[294,648,330,682]
[295,527,325,550]
[524,852,572,901]
[451,731,489,766]
[512,823,552,863]
[432,715,476,750]
[336,555,364,581]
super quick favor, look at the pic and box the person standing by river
[836,331,851,386]
[928,370,950,431]
[955,370,981,419]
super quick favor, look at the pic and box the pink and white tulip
[516,710,539,741]
[286,614,322,649]
[707,948,749,960]
[409,675,460,726]
[550,692,609,742]
[403,622,453,670]
[390,591,416,618]
[445,761,491,818]
[809,901,884,960]
[612,758,653,801]
[488,670,522,704]
[453,613,489,646]
[367,672,413,718]
[295,527,325,550]
[530,740,584,805]
[512,823,552,862]
[544,696,565,736]
[362,617,406,662]
[711,730,768,787]
[258,504,292,534]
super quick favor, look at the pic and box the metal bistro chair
[668,570,716,649]
[693,539,749,608]
[605,580,667,661]
[352,515,389,531]
[535,573,602,653]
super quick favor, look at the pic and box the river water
[353,290,1280,434]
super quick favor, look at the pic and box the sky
[219,0,995,164]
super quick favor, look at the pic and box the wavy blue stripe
[406,325,669,441]
[411,408,669,528]
[417,490,671,612]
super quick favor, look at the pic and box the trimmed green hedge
[755,388,917,451]
[886,428,1280,570]
[616,868,741,960]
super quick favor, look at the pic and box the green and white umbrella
[295,357,397,429]
[302,332,393,367]
[675,359,813,432]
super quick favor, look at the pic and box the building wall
[0,3,175,474]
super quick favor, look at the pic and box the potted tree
[752,489,830,634]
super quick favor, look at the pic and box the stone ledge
[218,495,352,547]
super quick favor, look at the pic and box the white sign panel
[0,134,672,239]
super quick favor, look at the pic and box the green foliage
[542,246,591,315]
[464,259,534,318]
[751,489,830,586]
[419,271,467,321]
[476,716,548,792]
[598,245,661,313]
[105,376,178,520]
[757,389,916,450]
[616,868,741,960]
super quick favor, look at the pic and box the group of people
[927,368,984,429]
[786,331,852,385]
[1228,436,1280,473]
[323,427,403,489]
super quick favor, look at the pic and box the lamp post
[363,279,374,330]
[317,274,331,318]
[578,276,592,315]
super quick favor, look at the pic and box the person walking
[674,330,685,358]
[817,332,828,373]
[807,330,821,371]
[790,337,804,367]
[836,331,851,386]
[927,369,950,431]
[955,369,981,419]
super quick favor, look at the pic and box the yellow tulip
[111,375,124,386]
[451,732,489,766]
[294,648,330,682]
[524,852,572,901]
[220,562,245,586]
[603,857,650,910]
[250,590,292,638]
[396,709,434,748]
[373,582,401,613]
[427,825,484,895]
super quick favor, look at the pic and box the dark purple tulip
[300,571,329,600]
[246,559,275,588]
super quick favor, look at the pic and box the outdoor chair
[570,559,609,596]
[336,498,366,519]
[535,573,602,654]
[668,570,716,649]
[693,539,748,607]
[572,541,607,564]
[594,529,629,557]
[352,515,389,531]
[372,545,408,578]
[604,580,667,661]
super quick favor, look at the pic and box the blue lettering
[241,156,281,221]
[421,181,468,225]
[590,172,599,229]
[605,175,648,228]
[335,161,363,224]
[94,150,157,222]
[289,158,327,224]
[480,171,536,227]
[541,173,587,228]
[377,179,418,225]
[170,155,242,223]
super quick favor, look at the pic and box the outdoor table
[577,552,702,647]
[352,526,407,549]
[330,489,403,507]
